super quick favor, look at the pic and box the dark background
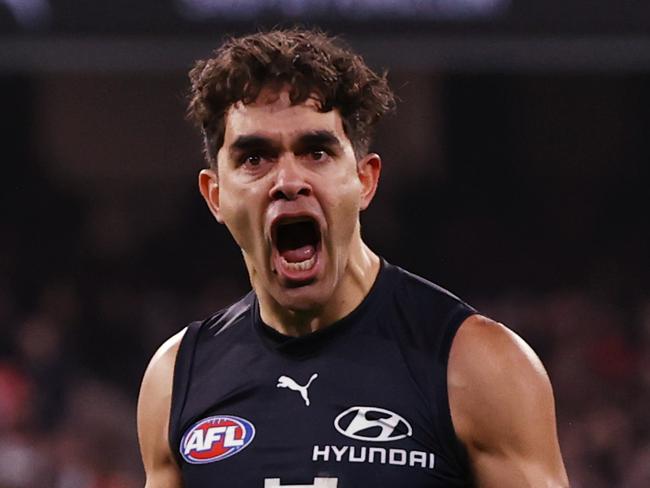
[1,1,649,486]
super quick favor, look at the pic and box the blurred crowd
[0,169,248,488]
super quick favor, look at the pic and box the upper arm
[137,328,187,488]
[448,315,569,488]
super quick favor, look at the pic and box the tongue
[280,244,316,263]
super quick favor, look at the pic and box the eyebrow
[228,130,343,159]
[294,130,343,153]
[229,135,279,158]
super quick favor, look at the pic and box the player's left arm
[448,315,569,487]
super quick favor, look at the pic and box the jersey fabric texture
[169,259,477,487]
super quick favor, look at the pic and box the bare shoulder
[449,315,549,405]
[448,314,568,487]
[142,328,187,388]
[137,328,187,488]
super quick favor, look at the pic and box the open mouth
[272,217,322,281]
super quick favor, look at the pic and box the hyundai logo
[334,406,412,442]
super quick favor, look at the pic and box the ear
[357,153,382,211]
[198,168,223,223]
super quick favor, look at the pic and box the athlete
[137,29,569,487]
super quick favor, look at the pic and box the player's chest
[177,347,460,487]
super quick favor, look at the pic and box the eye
[245,154,262,166]
[310,150,326,161]
[238,153,264,167]
[304,148,333,163]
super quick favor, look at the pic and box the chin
[272,283,329,314]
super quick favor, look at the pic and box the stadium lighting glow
[175,0,510,21]
[0,0,51,28]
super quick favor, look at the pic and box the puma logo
[276,373,319,406]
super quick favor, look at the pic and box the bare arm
[137,329,187,488]
[449,315,569,487]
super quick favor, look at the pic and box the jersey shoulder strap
[168,320,203,458]
[167,291,256,459]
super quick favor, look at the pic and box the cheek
[222,206,252,250]
[219,185,264,252]
[324,172,363,238]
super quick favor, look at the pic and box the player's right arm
[138,328,187,488]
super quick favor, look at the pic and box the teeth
[280,254,316,272]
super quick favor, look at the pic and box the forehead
[222,88,348,145]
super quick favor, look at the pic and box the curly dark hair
[187,28,396,166]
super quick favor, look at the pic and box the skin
[449,315,570,487]
[198,87,382,336]
[138,329,184,488]
[138,87,569,487]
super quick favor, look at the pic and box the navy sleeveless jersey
[169,260,477,487]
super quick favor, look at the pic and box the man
[138,28,569,487]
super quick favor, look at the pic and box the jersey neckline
[251,257,397,356]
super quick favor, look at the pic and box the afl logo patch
[180,415,255,464]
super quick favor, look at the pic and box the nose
[268,156,312,201]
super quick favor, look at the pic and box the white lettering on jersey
[410,450,429,468]
[183,426,243,454]
[184,429,204,454]
[312,445,330,461]
[312,445,435,470]
[264,477,338,487]
[330,445,348,462]
[349,446,365,462]
[389,449,407,465]
[223,425,244,447]
[368,447,386,464]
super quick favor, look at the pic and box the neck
[254,237,380,336]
